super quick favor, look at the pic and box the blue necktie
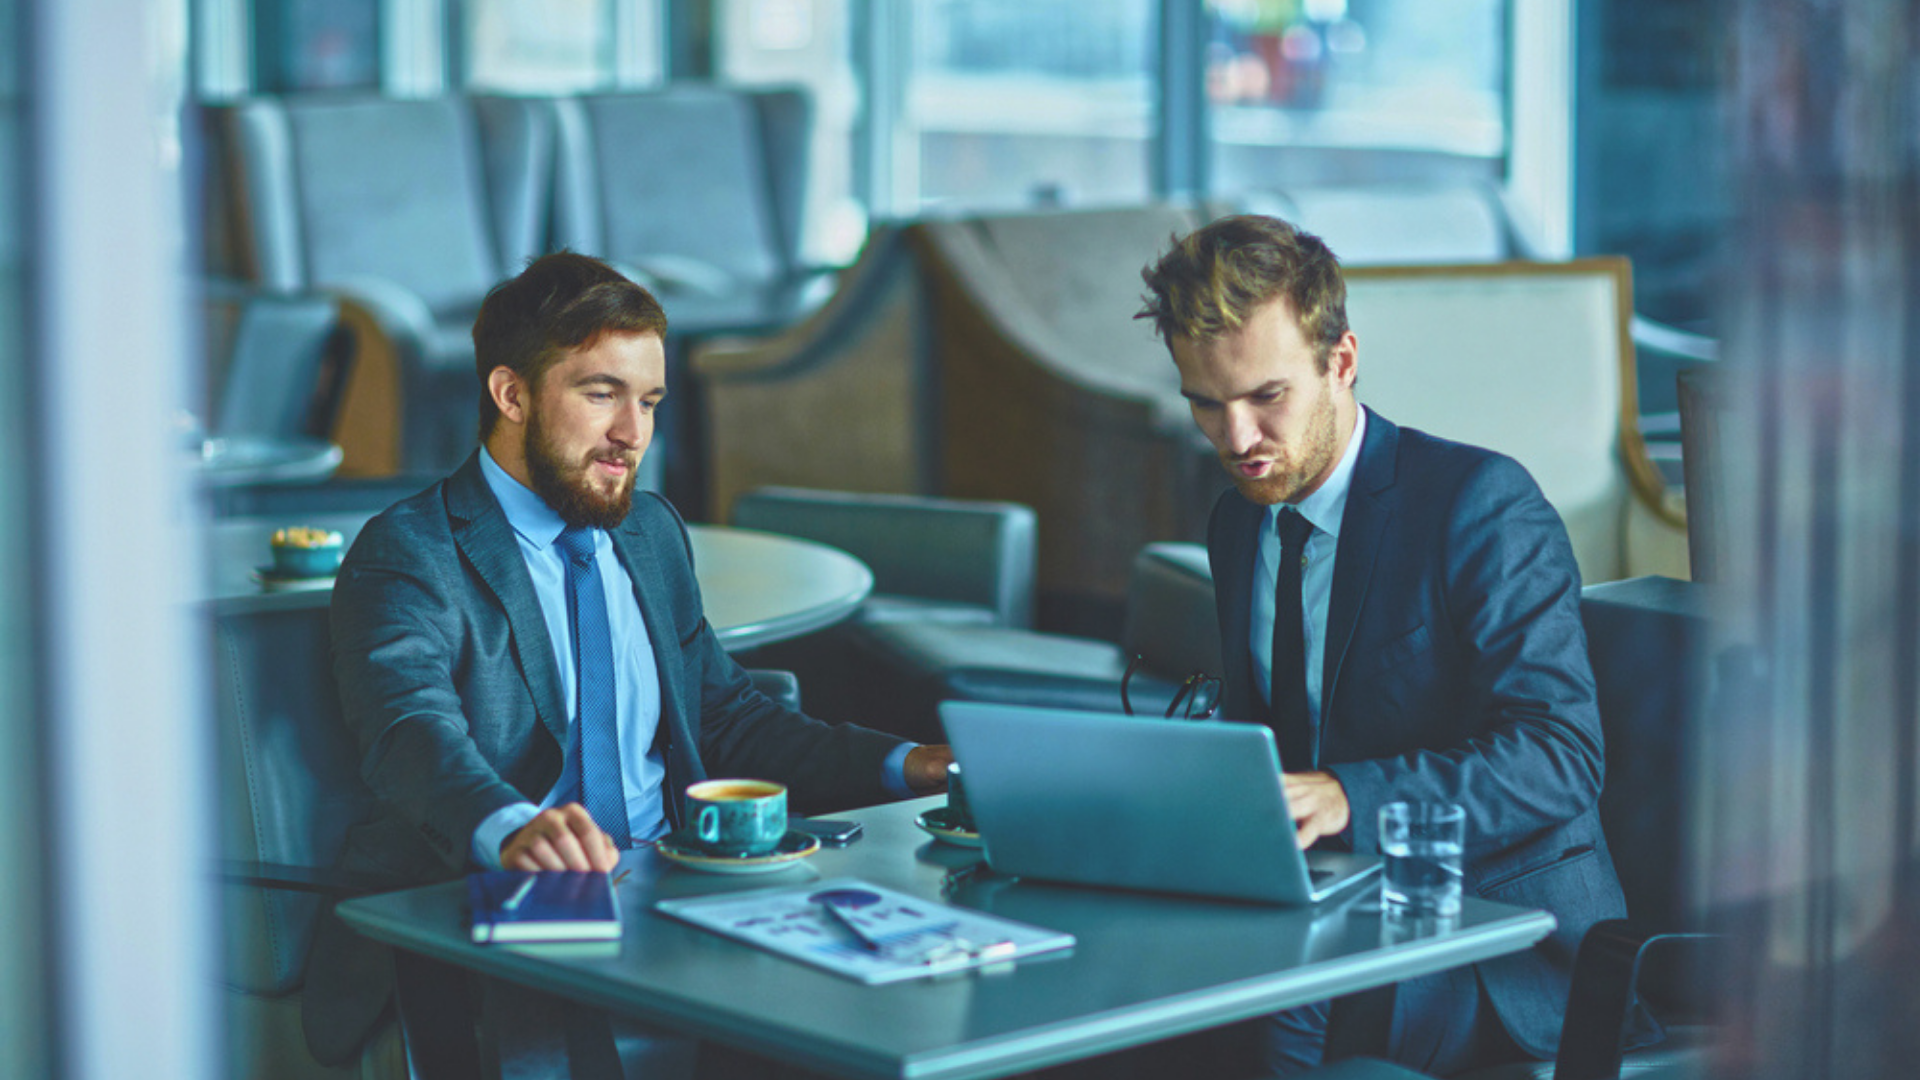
[1270,508,1314,771]
[558,526,631,847]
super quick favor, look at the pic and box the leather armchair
[732,486,1037,629]
[549,86,831,338]
[1462,575,1717,1080]
[202,94,557,475]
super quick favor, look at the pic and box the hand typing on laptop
[1282,772,1350,850]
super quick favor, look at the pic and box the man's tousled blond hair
[1136,214,1348,373]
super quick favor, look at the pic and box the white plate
[916,808,982,849]
[655,829,820,875]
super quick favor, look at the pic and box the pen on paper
[502,875,537,912]
[817,899,887,953]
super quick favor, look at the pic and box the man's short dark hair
[472,251,669,438]
[1136,215,1348,373]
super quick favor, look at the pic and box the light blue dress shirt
[472,448,670,864]
[469,449,917,867]
[1252,407,1368,757]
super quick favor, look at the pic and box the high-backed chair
[1463,575,1716,1080]
[214,601,412,1080]
[550,86,827,338]
[203,95,556,475]
[914,203,1235,624]
[203,290,352,446]
[694,226,931,517]
[1340,259,1689,584]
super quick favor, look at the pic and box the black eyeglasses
[1120,654,1223,720]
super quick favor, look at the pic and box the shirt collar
[1267,405,1367,540]
[479,445,572,550]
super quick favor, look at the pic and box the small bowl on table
[269,526,345,579]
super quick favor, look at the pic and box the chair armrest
[322,275,437,364]
[732,487,1037,628]
[213,858,405,898]
[746,668,802,711]
[1555,918,1717,1080]
[1122,542,1220,679]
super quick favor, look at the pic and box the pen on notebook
[817,899,887,953]
[501,874,537,912]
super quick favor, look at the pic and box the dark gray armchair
[550,86,829,338]
[729,486,1219,744]
[732,486,1037,629]
[202,94,556,475]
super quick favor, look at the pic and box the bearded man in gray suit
[302,251,952,1070]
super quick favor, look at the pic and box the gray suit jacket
[1209,409,1628,1059]
[302,454,904,1063]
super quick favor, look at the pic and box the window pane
[906,0,1154,211]
[464,0,613,92]
[259,0,380,92]
[1208,0,1507,189]
[718,0,862,263]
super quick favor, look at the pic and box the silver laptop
[940,701,1382,905]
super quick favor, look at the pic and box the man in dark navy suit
[1138,216,1628,1076]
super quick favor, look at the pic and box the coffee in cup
[686,779,788,856]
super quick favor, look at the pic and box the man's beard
[1225,388,1341,506]
[524,409,639,530]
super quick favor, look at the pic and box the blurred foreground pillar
[1706,2,1920,1077]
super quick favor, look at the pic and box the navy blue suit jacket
[302,454,905,1063]
[1208,409,1627,1058]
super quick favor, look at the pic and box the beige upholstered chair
[1341,259,1688,584]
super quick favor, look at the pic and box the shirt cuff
[472,802,541,869]
[881,742,921,800]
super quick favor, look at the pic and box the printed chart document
[656,877,1074,984]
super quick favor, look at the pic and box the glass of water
[1379,801,1465,918]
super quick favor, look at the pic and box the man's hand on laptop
[1283,771,1351,850]
[904,744,956,794]
[501,803,622,872]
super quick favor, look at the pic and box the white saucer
[916,807,982,848]
[655,829,820,875]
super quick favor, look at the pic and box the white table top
[203,514,872,651]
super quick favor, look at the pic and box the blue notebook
[468,870,622,943]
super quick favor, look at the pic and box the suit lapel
[447,456,570,748]
[609,513,690,763]
[1320,409,1398,759]
[1216,496,1263,723]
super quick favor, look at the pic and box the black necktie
[1270,508,1314,770]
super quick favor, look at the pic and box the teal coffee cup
[686,779,787,856]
